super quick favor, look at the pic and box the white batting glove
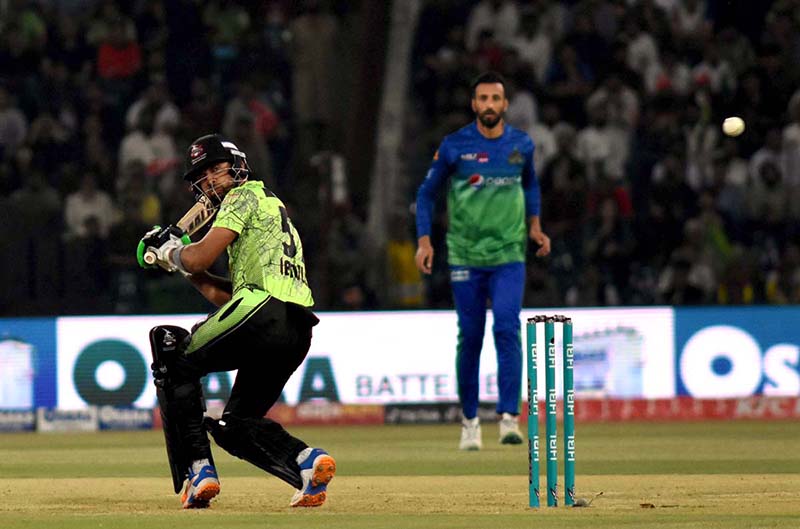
[150,236,185,273]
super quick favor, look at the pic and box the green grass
[1,421,799,528]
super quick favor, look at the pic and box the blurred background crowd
[1,0,799,316]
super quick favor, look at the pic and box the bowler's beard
[478,110,503,129]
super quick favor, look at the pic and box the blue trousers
[451,262,524,419]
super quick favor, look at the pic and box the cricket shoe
[181,464,220,509]
[499,412,523,445]
[459,416,482,451]
[290,448,336,507]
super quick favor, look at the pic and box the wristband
[171,244,189,275]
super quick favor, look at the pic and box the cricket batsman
[415,71,551,450]
[137,134,335,508]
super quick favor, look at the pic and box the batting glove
[136,225,191,273]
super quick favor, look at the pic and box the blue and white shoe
[290,448,336,507]
[181,465,220,509]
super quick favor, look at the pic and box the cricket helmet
[183,134,250,197]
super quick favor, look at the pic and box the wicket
[526,315,575,508]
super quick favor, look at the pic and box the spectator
[0,86,28,161]
[27,110,73,184]
[575,98,629,182]
[86,1,138,47]
[568,10,612,80]
[328,200,376,310]
[46,15,93,85]
[683,94,718,190]
[135,0,169,56]
[385,213,423,308]
[511,13,553,84]
[95,18,142,82]
[691,42,736,98]
[649,150,698,254]
[227,113,273,187]
[746,160,789,236]
[645,45,692,97]
[64,170,117,240]
[716,25,756,76]
[587,70,640,130]
[81,113,114,182]
[7,158,62,307]
[717,246,758,304]
[749,126,785,190]
[6,0,47,53]
[202,0,251,88]
[670,0,711,59]
[765,243,800,304]
[0,22,41,82]
[658,251,708,304]
[782,92,800,219]
[472,30,505,74]
[465,0,519,52]
[118,106,158,193]
[182,77,224,136]
[125,75,180,136]
[583,196,635,304]
[545,41,594,126]
[528,102,561,175]
[504,73,538,132]
[623,16,660,78]
[289,0,339,156]
[524,261,561,307]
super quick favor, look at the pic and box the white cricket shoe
[499,412,523,444]
[459,416,482,451]
[290,448,336,507]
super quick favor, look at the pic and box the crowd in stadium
[1,0,799,315]
[410,0,800,308]
[0,0,352,314]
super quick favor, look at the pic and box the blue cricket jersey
[416,122,541,266]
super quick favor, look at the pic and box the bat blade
[176,196,217,236]
[142,197,218,268]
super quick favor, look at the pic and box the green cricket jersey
[212,180,313,306]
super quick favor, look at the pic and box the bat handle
[143,250,157,265]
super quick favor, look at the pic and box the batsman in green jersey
[139,135,335,509]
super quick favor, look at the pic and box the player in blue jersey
[415,71,551,450]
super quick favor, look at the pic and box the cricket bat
[143,195,218,265]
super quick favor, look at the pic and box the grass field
[2,421,799,528]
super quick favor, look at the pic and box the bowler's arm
[415,144,451,274]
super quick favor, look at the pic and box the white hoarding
[56,308,675,409]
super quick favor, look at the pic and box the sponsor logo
[675,308,800,398]
[98,406,153,430]
[467,174,521,189]
[467,174,484,188]
[189,143,206,165]
[678,325,799,397]
[385,403,498,424]
[460,152,489,162]
[508,148,524,164]
[0,410,35,431]
[37,407,98,432]
[450,269,470,282]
